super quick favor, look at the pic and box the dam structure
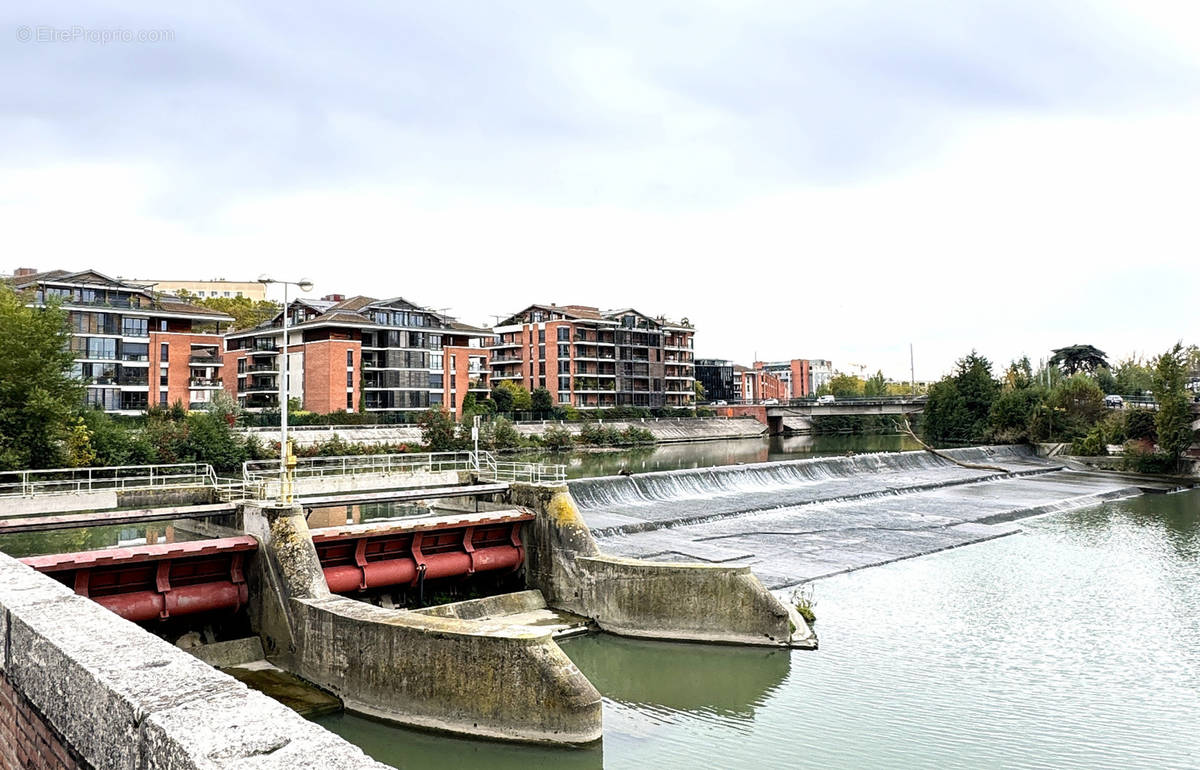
[570,446,1179,588]
[0,449,813,763]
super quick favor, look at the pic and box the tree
[1049,344,1109,375]
[64,417,97,468]
[418,407,462,452]
[531,387,553,417]
[1003,357,1034,390]
[1152,342,1194,468]
[175,290,279,330]
[694,380,706,401]
[490,384,513,413]
[1113,356,1154,396]
[1048,374,1105,438]
[492,381,531,413]
[863,370,887,397]
[922,351,999,443]
[827,373,864,399]
[0,284,84,469]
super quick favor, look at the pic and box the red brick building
[223,295,490,416]
[11,269,233,413]
[490,304,695,410]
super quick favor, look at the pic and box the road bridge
[712,397,928,434]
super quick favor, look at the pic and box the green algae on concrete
[222,666,343,719]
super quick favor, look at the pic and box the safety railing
[243,451,478,486]
[0,463,214,499]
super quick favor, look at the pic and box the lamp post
[258,276,314,505]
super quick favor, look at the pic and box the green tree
[64,417,97,467]
[987,387,1042,442]
[0,284,84,469]
[1113,357,1154,397]
[1049,344,1109,375]
[1152,342,1194,468]
[175,290,279,330]
[1125,409,1156,442]
[922,351,999,443]
[694,380,706,402]
[1094,367,1118,395]
[863,370,887,397]
[531,387,553,417]
[490,383,514,413]
[1003,357,1034,390]
[418,407,462,452]
[1049,374,1105,438]
[827,373,864,399]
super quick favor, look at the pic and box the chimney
[15,267,37,277]
[322,293,345,302]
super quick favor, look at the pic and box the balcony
[248,364,277,373]
[189,378,224,388]
[189,353,223,365]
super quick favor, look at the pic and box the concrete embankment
[242,501,603,745]
[239,417,765,449]
[0,551,385,769]
[502,484,815,649]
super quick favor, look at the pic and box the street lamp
[258,275,314,505]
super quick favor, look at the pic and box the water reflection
[0,518,229,558]
[561,635,790,720]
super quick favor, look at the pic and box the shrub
[539,425,575,450]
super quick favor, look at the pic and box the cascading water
[569,446,1047,531]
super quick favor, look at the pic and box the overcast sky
[3,1,1197,380]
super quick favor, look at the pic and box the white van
[817,394,836,404]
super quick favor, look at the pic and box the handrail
[0,463,214,499]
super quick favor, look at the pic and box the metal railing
[0,463,214,499]
[243,451,478,486]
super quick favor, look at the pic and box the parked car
[762,398,779,405]
[1104,394,1124,408]
[817,394,836,404]
[713,399,728,406]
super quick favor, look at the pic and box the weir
[2,450,813,750]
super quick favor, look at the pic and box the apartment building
[10,269,234,413]
[490,304,695,409]
[736,366,786,403]
[695,359,736,402]
[222,295,491,416]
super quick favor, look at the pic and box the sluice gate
[18,511,534,623]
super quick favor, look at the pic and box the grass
[789,584,817,624]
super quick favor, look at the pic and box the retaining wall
[0,552,385,769]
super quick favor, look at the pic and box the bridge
[711,396,928,434]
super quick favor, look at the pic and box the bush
[483,417,523,451]
[539,425,575,450]
[1122,443,1176,473]
[1071,428,1107,456]
[616,426,654,445]
[1125,409,1157,441]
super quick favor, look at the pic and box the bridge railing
[243,450,568,492]
[243,451,478,486]
[0,463,215,499]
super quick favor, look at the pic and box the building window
[159,320,167,332]
[347,393,354,410]
[237,359,246,373]
[346,350,354,367]
[160,391,168,406]
[236,291,243,298]
[558,391,570,404]
[557,327,569,341]
[121,317,148,337]
[538,329,546,343]
[347,371,354,388]
[558,361,570,374]
[224,291,231,297]
[558,344,569,358]
[160,343,169,361]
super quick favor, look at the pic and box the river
[313,441,1200,769]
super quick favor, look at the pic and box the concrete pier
[504,484,815,649]
[242,501,603,745]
